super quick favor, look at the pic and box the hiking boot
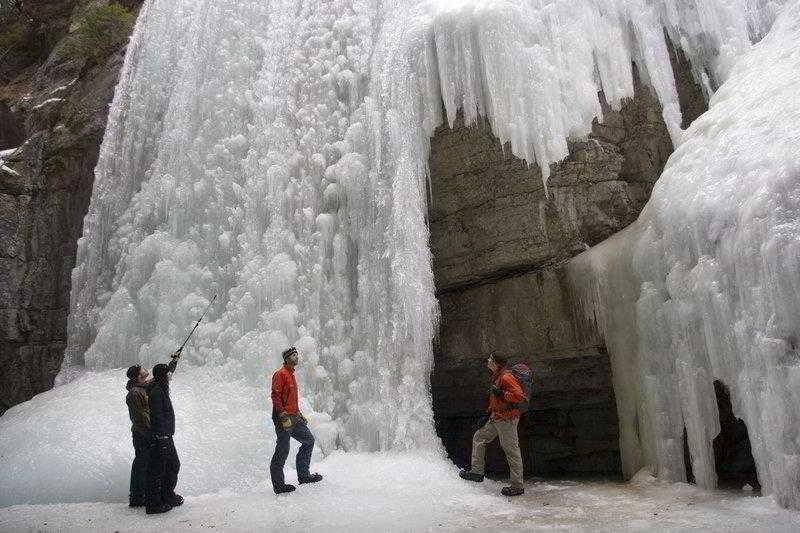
[299,473,323,484]
[274,484,296,494]
[501,486,524,497]
[145,503,172,514]
[168,494,184,507]
[459,470,484,482]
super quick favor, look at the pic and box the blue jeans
[270,415,315,489]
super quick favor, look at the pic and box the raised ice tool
[176,294,217,355]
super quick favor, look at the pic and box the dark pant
[270,416,315,489]
[146,436,180,507]
[129,432,151,504]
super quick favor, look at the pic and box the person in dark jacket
[269,346,323,494]
[125,364,152,507]
[145,351,182,514]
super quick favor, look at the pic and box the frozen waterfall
[1,0,794,507]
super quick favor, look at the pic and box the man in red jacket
[459,353,526,496]
[269,346,323,494]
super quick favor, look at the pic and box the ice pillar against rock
[569,2,800,508]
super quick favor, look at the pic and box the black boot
[146,503,172,514]
[459,470,484,482]
[129,499,145,508]
[501,486,524,496]
[299,473,323,484]
[168,494,184,507]
[274,484,296,494]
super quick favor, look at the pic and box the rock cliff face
[429,63,705,477]
[0,0,141,414]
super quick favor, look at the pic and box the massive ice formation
[0,0,794,506]
[569,0,800,508]
[62,0,439,453]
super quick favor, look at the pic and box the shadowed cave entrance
[712,380,760,490]
[685,380,760,490]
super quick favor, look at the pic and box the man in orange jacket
[459,353,526,496]
[269,346,323,494]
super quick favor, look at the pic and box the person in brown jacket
[125,364,153,507]
[459,353,526,496]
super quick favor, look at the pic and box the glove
[489,384,504,398]
[279,412,293,430]
[171,348,182,359]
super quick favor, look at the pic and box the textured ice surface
[569,0,800,509]
[0,0,793,508]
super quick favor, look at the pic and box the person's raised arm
[167,350,181,373]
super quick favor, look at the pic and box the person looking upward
[269,346,323,494]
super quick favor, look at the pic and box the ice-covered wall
[62,0,439,453]
[569,1,800,508]
[66,0,781,449]
[0,0,791,505]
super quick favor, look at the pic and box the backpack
[506,363,533,414]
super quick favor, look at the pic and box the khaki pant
[471,416,523,489]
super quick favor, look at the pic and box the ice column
[569,1,800,508]
[64,0,439,451]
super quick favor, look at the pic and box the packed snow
[569,0,800,510]
[2,456,800,531]
[1,0,799,523]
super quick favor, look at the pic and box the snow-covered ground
[2,453,799,532]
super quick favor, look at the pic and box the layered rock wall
[430,64,705,476]
[0,0,141,414]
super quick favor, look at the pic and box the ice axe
[173,293,217,357]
